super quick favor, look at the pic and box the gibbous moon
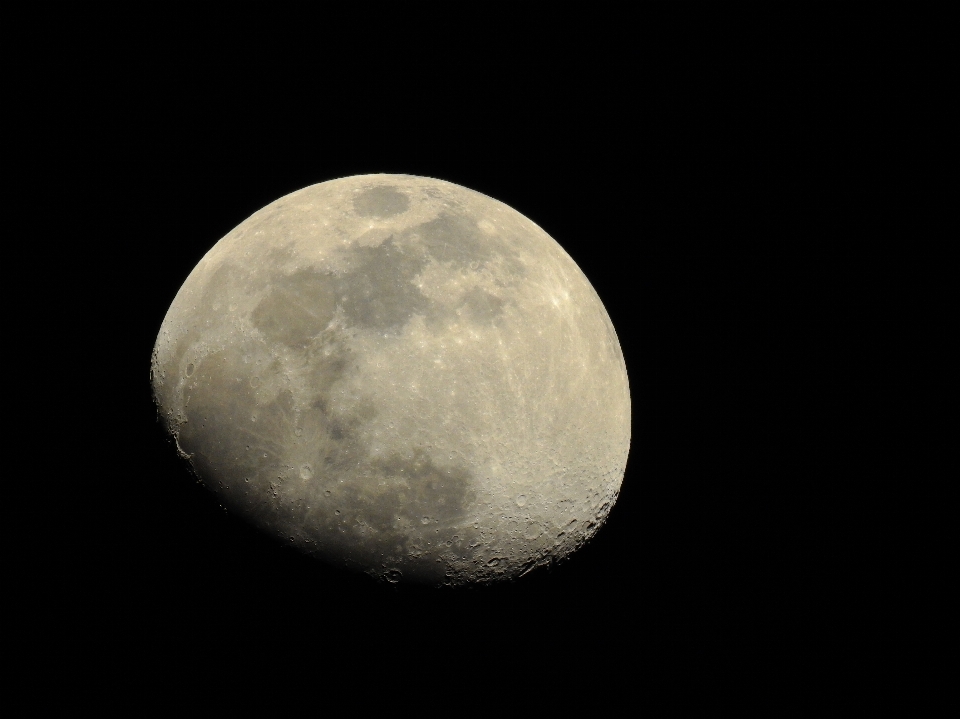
[151,174,629,585]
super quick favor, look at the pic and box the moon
[151,174,630,585]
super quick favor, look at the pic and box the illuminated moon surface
[151,174,630,585]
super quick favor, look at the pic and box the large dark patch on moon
[251,205,521,342]
[336,238,432,330]
[352,185,410,218]
[251,271,339,348]
[251,237,431,341]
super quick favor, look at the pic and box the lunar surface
[151,174,630,585]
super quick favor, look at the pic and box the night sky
[43,9,941,712]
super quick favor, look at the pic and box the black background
[38,8,946,713]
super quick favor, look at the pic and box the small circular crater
[516,494,528,507]
[385,569,402,583]
[185,363,195,377]
[420,516,430,525]
[250,376,261,388]
[486,558,501,568]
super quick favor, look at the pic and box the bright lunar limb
[151,174,630,585]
